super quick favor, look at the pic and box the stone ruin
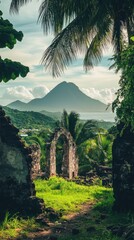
[112,124,134,211]
[30,144,41,180]
[0,107,43,218]
[46,128,78,179]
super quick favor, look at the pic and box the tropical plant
[25,129,52,170]
[112,40,134,130]
[10,0,134,76]
[0,10,29,82]
[60,110,97,145]
[78,130,113,175]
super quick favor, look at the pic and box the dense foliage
[112,41,134,129]
[51,110,114,174]
[0,11,29,82]
[3,107,56,129]
[10,0,134,76]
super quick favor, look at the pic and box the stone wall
[112,124,134,211]
[0,107,43,218]
[30,144,41,179]
[46,128,78,179]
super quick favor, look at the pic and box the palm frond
[84,15,112,69]
[41,5,98,76]
[68,111,79,139]
[10,0,32,13]
[61,110,69,130]
[112,17,124,54]
[76,120,98,145]
[38,0,93,34]
[38,0,64,34]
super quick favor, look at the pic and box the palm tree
[10,0,134,76]
[60,110,97,145]
[55,110,99,174]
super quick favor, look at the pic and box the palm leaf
[38,0,93,34]
[76,120,98,145]
[41,5,98,76]
[84,14,112,69]
[61,110,69,130]
[10,0,33,13]
[68,111,79,139]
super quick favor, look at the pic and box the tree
[78,129,113,175]
[60,110,97,145]
[55,110,99,174]
[10,0,134,76]
[112,40,134,130]
[0,10,29,82]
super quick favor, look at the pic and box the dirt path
[21,201,94,240]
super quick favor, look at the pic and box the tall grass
[0,212,39,240]
[1,177,133,240]
[35,176,113,213]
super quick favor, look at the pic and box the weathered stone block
[0,107,43,218]
[46,128,78,179]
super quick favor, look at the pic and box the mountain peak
[7,81,107,112]
[54,81,79,90]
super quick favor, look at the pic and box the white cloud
[32,85,49,98]
[0,0,121,108]
[3,86,33,101]
[2,85,50,104]
[81,87,117,104]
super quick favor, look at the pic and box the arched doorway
[46,128,78,179]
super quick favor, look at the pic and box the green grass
[0,177,134,240]
[0,212,39,240]
[35,176,112,214]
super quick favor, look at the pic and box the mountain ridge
[7,81,108,112]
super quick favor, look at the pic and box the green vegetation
[54,111,114,175]
[2,108,114,174]
[10,1,133,77]
[41,110,62,121]
[35,177,110,213]
[0,213,39,240]
[3,107,56,129]
[112,41,134,130]
[0,177,134,240]
[0,11,29,82]
[78,132,113,175]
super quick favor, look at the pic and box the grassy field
[0,177,133,240]
[35,177,112,214]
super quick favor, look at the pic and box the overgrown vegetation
[35,177,111,213]
[0,177,134,240]
[112,41,134,130]
[0,213,39,239]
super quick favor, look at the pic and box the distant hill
[7,82,107,112]
[3,107,56,129]
[8,100,27,110]
[40,110,62,121]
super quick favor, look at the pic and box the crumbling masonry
[46,128,78,179]
[0,107,43,218]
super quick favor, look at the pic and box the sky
[0,0,120,106]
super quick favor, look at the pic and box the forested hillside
[3,107,56,129]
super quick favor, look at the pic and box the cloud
[32,86,49,98]
[81,87,117,104]
[2,85,50,104]
[0,0,120,108]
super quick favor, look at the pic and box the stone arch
[46,128,78,179]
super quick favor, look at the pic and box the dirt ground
[18,202,94,240]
